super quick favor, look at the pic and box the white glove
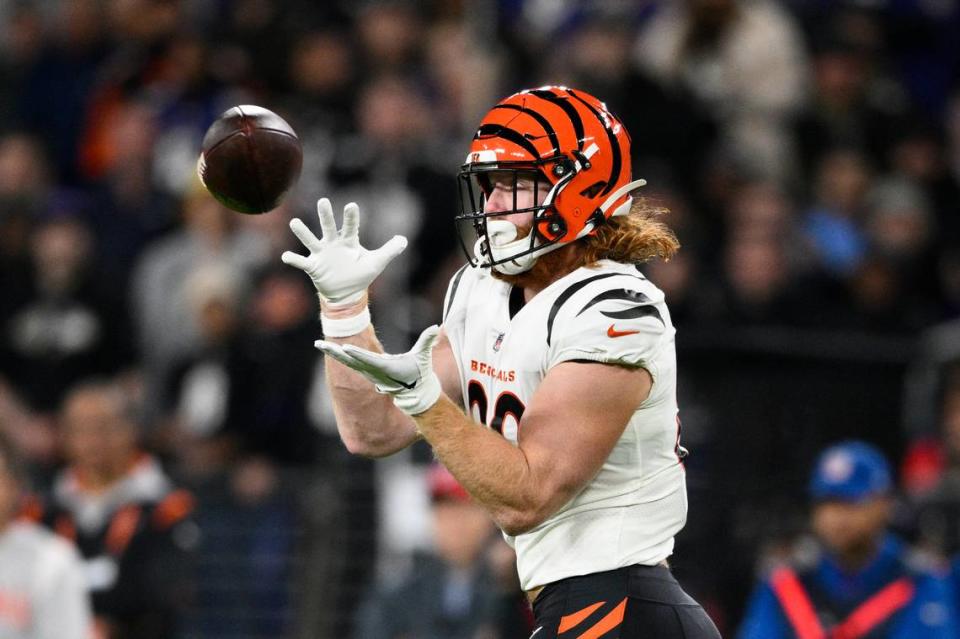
[281,198,407,305]
[314,325,442,416]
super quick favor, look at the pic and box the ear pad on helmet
[537,215,567,242]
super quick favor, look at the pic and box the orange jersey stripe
[575,597,627,639]
[558,601,605,634]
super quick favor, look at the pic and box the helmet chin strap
[476,177,648,274]
[474,221,542,275]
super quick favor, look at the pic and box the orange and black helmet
[456,85,645,269]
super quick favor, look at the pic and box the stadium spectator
[738,441,958,638]
[354,463,530,639]
[635,0,809,183]
[801,148,872,279]
[158,261,245,478]
[163,260,324,466]
[0,133,50,205]
[166,262,323,464]
[228,265,322,464]
[131,185,269,422]
[855,176,940,332]
[279,29,356,210]
[886,124,960,260]
[1,212,134,412]
[703,227,797,326]
[791,16,909,184]
[0,433,91,639]
[84,100,181,286]
[41,379,197,639]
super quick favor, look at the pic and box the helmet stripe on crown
[491,104,560,156]
[475,123,541,160]
[567,89,622,197]
[528,89,584,151]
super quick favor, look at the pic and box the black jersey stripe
[529,89,584,150]
[576,288,650,314]
[547,273,652,345]
[567,89,622,197]
[547,274,619,346]
[476,123,541,159]
[600,304,664,324]
[576,288,663,325]
[444,264,470,321]
[492,104,561,155]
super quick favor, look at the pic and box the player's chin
[489,266,525,285]
[490,242,581,289]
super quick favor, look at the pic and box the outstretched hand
[281,198,407,305]
[315,325,442,416]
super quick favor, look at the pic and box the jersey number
[467,380,525,434]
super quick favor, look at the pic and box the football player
[283,86,720,638]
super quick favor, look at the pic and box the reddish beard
[489,238,585,292]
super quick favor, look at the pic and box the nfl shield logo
[493,332,504,352]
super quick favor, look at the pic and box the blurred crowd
[0,0,959,637]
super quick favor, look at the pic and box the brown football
[197,105,303,214]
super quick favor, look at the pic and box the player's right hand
[281,198,407,305]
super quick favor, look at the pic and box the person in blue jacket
[738,440,958,639]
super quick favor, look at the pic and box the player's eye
[477,174,493,196]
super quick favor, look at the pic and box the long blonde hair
[580,197,680,266]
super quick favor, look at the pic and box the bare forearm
[412,395,551,534]
[322,301,420,457]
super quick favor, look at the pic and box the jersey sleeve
[545,280,673,376]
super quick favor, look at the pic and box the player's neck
[74,454,139,492]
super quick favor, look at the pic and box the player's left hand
[281,198,407,305]
[314,325,442,416]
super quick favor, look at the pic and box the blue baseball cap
[809,441,893,502]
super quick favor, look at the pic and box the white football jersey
[0,522,91,639]
[442,259,687,590]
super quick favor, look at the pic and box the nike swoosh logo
[607,324,640,338]
[386,375,418,390]
[530,627,543,638]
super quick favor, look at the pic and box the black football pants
[530,564,721,638]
